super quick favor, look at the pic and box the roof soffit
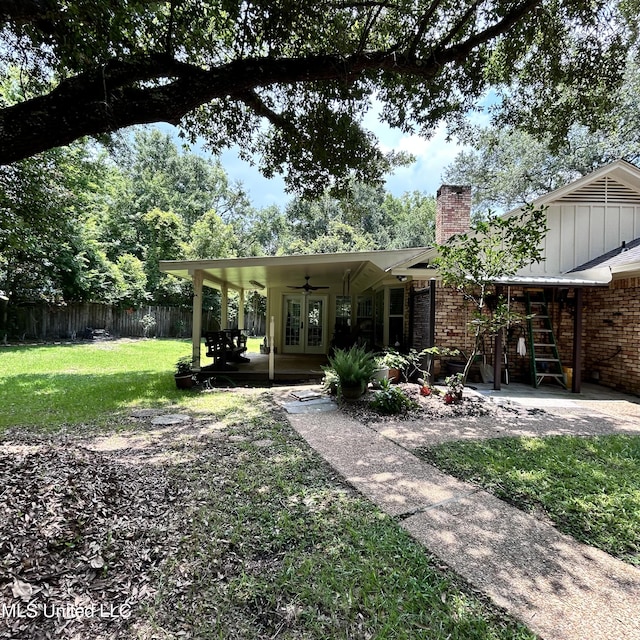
[159,248,430,292]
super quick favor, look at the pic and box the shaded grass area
[246,336,264,353]
[0,339,194,430]
[1,341,536,637]
[416,435,640,565]
[145,394,535,640]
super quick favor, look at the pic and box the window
[388,287,405,347]
[334,295,352,332]
[356,295,373,346]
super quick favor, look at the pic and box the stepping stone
[290,390,323,401]
[282,398,337,414]
[150,414,190,425]
[130,408,163,418]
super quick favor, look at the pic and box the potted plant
[375,349,409,383]
[443,372,464,404]
[174,356,195,389]
[324,344,376,399]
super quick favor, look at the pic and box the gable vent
[557,176,640,204]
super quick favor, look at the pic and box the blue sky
[164,102,478,210]
[216,115,469,210]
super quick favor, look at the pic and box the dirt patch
[335,383,640,449]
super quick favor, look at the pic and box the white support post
[221,283,229,329]
[191,270,204,371]
[268,315,275,381]
[238,288,245,330]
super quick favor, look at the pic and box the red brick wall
[538,284,640,394]
[416,280,640,394]
[435,185,471,245]
[409,282,534,382]
[572,280,639,394]
[432,283,472,379]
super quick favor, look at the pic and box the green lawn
[0,339,196,429]
[147,395,535,639]
[0,339,536,639]
[417,435,640,565]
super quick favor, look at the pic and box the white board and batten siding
[523,176,640,276]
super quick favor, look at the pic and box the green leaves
[435,203,548,381]
[325,344,377,389]
[436,204,548,292]
[1,0,636,189]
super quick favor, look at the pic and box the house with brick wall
[160,159,640,393]
[410,159,640,395]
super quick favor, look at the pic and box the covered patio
[159,248,433,380]
[197,353,329,384]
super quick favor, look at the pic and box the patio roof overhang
[159,247,433,291]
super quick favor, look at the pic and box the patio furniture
[223,329,249,363]
[203,330,249,370]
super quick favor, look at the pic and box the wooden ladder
[525,291,567,388]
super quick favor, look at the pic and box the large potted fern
[325,344,376,399]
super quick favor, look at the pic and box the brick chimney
[435,185,471,245]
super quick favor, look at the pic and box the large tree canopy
[0,0,634,194]
[444,61,640,213]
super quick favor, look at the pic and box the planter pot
[372,367,389,384]
[388,367,401,383]
[340,381,367,400]
[174,373,195,389]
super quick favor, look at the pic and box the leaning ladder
[525,291,567,388]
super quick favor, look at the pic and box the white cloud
[375,123,470,197]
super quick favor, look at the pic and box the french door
[283,295,327,354]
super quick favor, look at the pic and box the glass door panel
[305,296,326,354]
[282,295,327,354]
[283,296,302,352]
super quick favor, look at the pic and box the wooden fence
[1,301,267,341]
[1,303,189,340]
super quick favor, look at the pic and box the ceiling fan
[288,276,329,292]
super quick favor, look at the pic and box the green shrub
[325,344,376,389]
[321,367,340,395]
[370,379,418,415]
[375,348,410,370]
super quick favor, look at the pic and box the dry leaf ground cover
[0,340,536,640]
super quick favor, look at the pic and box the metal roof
[493,269,612,287]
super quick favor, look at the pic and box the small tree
[435,204,548,383]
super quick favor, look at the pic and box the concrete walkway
[278,386,640,640]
